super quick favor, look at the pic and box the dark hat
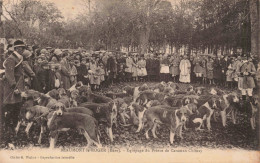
[7,44,13,50]
[13,40,26,48]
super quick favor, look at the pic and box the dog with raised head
[142,105,192,144]
[188,96,219,131]
[216,92,240,127]
[79,101,117,142]
[47,111,101,149]
[57,88,70,108]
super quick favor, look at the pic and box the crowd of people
[0,40,259,145]
[1,41,259,94]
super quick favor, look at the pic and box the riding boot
[242,95,247,113]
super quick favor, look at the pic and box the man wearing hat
[2,40,26,136]
[237,55,256,109]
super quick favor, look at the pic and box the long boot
[241,95,247,113]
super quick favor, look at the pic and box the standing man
[2,40,25,137]
[106,52,117,86]
[60,52,71,89]
[237,55,256,110]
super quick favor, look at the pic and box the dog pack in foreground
[10,81,258,149]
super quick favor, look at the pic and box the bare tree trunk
[139,26,150,54]
[250,0,259,57]
[252,0,260,150]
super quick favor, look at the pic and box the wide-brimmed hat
[13,40,26,48]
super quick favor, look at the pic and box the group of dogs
[12,81,258,148]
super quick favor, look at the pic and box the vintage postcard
[0,0,259,162]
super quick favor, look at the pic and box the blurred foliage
[1,0,254,54]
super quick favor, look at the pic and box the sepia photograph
[0,0,259,162]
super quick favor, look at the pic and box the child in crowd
[137,55,147,82]
[207,57,214,85]
[226,63,234,89]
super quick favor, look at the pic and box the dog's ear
[50,104,56,110]
[227,95,233,103]
[62,104,66,111]
[208,99,213,107]
[176,109,181,118]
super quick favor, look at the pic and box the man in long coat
[106,52,117,86]
[150,54,160,81]
[146,54,152,81]
[2,40,25,135]
[213,56,224,85]
[60,52,71,89]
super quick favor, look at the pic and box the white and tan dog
[142,105,192,144]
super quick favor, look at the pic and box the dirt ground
[0,82,258,150]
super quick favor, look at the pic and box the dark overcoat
[3,52,25,104]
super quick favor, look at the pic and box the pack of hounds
[11,81,258,149]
